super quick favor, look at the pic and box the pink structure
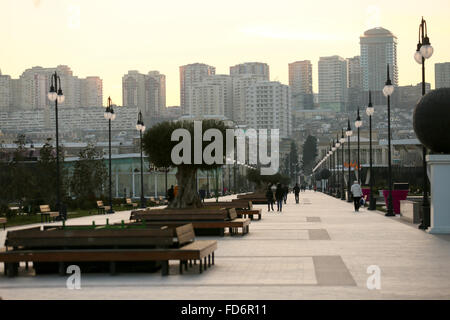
[382,190,409,214]
[362,187,371,201]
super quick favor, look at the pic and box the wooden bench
[237,209,262,221]
[126,198,138,208]
[204,201,262,220]
[0,224,217,277]
[39,205,59,223]
[0,217,6,230]
[96,200,111,215]
[130,208,250,236]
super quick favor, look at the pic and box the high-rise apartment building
[81,76,103,107]
[122,70,146,109]
[346,56,363,112]
[318,56,348,112]
[360,27,398,101]
[0,71,11,110]
[122,70,167,122]
[347,56,362,88]
[231,74,267,124]
[288,60,314,111]
[179,63,216,114]
[245,81,291,138]
[186,75,232,118]
[1,65,102,109]
[147,71,166,114]
[288,60,313,95]
[230,62,270,80]
[435,62,450,89]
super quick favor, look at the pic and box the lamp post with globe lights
[331,139,336,196]
[47,72,65,219]
[355,109,363,183]
[414,17,433,229]
[383,65,395,216]
[346,120,353,202]
[366,91,376,210]
[104,97,116,214]
[340,129,346,200]
[136,111,146,208]
[328,143,332,195]
[335,135,341,198]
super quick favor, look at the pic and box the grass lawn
[3,205,130,228]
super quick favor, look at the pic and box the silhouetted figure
[167,185,175,203]
[275,183,284,212]
[293,183,300,204]
[266,184,275,212]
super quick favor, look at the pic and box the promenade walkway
[1,191,450,299]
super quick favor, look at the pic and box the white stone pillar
[427,154,450,234]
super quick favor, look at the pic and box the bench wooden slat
[175,223,195,246]
[0,241,217,263]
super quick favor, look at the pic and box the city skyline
[1,0,450,107]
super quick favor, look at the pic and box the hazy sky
[1,0,450,106]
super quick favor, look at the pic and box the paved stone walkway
[1,191,450,299]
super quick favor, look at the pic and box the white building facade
[179,63,216,115]
[318,56,348,112]
[245,81,291,138]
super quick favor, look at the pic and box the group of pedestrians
[265,183,291,212]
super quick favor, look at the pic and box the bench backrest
[227,208,237,220]
[40,205,50,213]
[0,217,6,223]
[175,223,195,246]
[5,226,175,248]
[97,200,104,207]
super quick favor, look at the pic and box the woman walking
[266,184,275,212]
[350,180,363,212]
[275,183,284,212]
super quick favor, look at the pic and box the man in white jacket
[350,180,363,212]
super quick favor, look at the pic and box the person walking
[275,183,284,212]
[283,184,288,204]
[293,183,300,204]
[266,184,275,212]
[167,185,175,203]
[351,180,363,212]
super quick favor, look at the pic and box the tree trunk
[169,166,202,209]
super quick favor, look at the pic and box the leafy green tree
[302,135,318,175]
[247,168,290,191]
[142,120,228,208]
[8,134,34,208]
[35,138,68,209]
[70,144,107,207]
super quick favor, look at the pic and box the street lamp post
[355,108,363,183]
[414,17,433,229]
[104,97,116,214]
[366,91,376,210]
[383,64,395,216]
[332,141,337,196]
[47,72,65,219]
[340,129,346,200]
[335,136,341,198]
[346,119,353,202]
[136,111,146,208]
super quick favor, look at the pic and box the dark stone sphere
[413,88,450,153]
[320,168,331,179]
